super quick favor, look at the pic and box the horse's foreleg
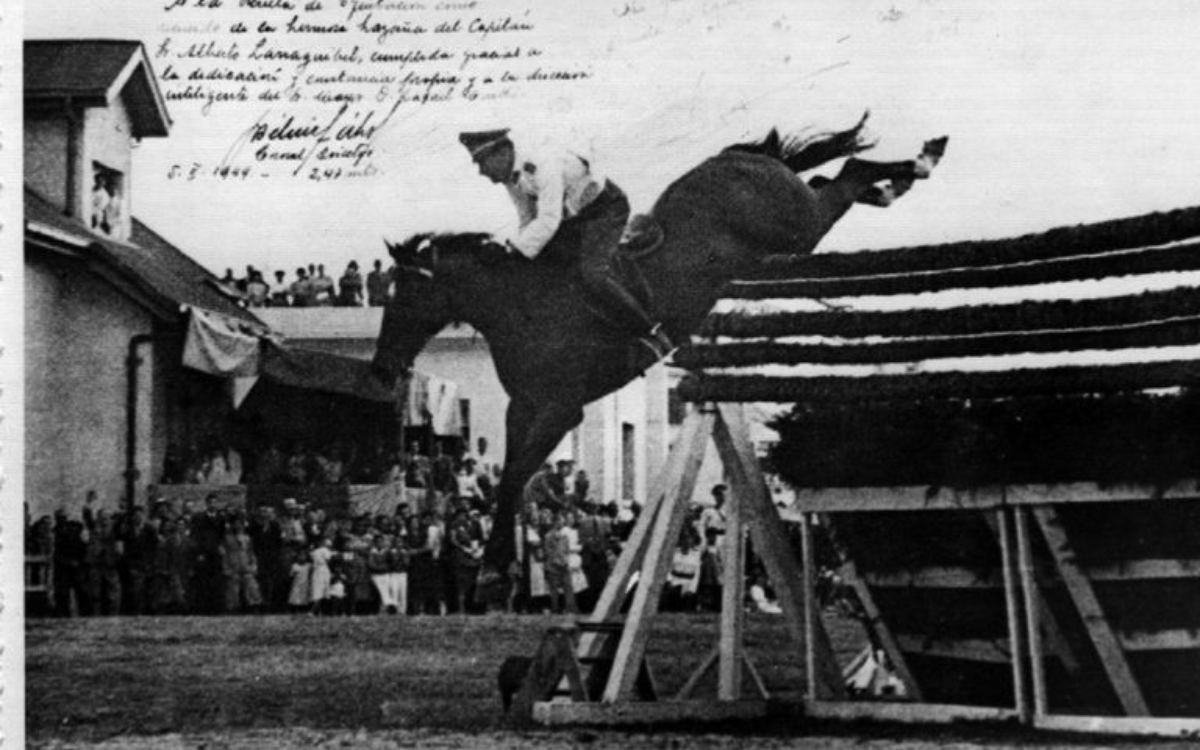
[486,399,585,572]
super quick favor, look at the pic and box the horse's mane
[723,111,876,173]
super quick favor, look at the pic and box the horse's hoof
[914,136,949,177]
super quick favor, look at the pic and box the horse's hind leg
[812,137,948,228]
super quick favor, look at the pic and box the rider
[459,128,674,359]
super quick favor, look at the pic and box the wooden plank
[800,513,820,701]
[1034,714,1200,737]
[787,485,1007,514]
[674,647,719,701]
[894,635,1012,664]
[581,408,711,659]
[713,403,844,699]
[603,409,711,702]
[719,474,746,700]
[532,698,793,727]
[786,481,1200,514]
[742,653,770,700]
[997,508,1030,721]
[1089,558,1200,580]
[1119,628,1200,651]
[983,511,1081,678]
[1009,480,1200,507]
[822,519,924,703]
[803,700,1019,725]
[861,566,1008,589]
[1015,507,1048,718]
[1033,506,1150,716]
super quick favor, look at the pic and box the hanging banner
[182,307,262,377]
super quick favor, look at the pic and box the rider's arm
[509,154,564,259]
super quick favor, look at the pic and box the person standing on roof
[459,128,674,359]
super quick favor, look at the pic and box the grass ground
[24,612,1200,749]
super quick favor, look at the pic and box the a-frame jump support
[530,403,842,726]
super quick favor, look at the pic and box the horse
[373,113,947,576]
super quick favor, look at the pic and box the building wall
[256,307,670,503]
[24,110,70,208]
[25,252,163,517]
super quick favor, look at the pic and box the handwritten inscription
[157,0,592,180]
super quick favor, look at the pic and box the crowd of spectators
[218,259,396,309]
[26,438,780,619]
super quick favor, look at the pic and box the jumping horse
[373,113,947,576]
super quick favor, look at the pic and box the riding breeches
[567,182,656,336]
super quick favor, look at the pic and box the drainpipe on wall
[64,98,80,218]
[126,333,155,510]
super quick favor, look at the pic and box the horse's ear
[763,128,782,158]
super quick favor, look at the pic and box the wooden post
[1033,506,1149,716]
[712,403,844,699]
[800,512,819,702]
[1014,506,1048,718]
[602,407,710,702]
[996,507,1030,723]
[719,471,745,700]
[581,408,712,658]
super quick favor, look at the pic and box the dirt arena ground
[24,613,1199,749]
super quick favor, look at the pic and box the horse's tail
[724,110,876,173]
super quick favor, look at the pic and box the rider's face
[475,142,515,185]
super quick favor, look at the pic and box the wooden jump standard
[524,206,1200,736]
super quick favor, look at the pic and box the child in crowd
[309,537,333,615]
[288,548,312,613]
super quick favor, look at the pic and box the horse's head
[370,231,499,386]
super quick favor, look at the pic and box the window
[90,162,125,237]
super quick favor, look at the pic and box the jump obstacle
[521,206,1200,737]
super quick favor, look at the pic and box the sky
[22,0,1200,280]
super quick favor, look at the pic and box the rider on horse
[459,128,675,360]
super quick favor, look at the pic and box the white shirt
[504,134,606,259]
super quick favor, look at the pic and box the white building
[256,307,674,505]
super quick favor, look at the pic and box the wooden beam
[580,408,712,659]
[825,528,924,703]
[532,698,792,727]
[1119,628,1200,651]
[675,647,719,701]
[1088,558,1200,581]
[1015,507,1048,718]
[742,653,770,700]
[894,635,1012,664]
[602,409,710,702]
[713,403,844,699]
[1009,480,1200,507]
[800,513,820,701]
[996,508,1030,722]
[1034,714,1200,737]
[788,485,1007,514]
[803,700,1019,725]
[1032,506,1150,716]
[719,473,746,700]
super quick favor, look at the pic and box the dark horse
[373,114,947,574]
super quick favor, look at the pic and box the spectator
[666,525,702,612]
[338,261,364,306]
[342,517,373,614]
[189,494,227,614]
[576,504,612,611]
[288,547,312,613]
[454,459,483,503]
[525,463,565,515]
[121,506,158,615]
[543,511,577,614]
[250,505,286,611]
[53,511,91,617]
[87,510,124,616]
[310,536,335,615]
[366,259,389,306]
[449,508,483,613]
[388,530,410,616]
[152,517,190,615]
[221,516,263,613]
[367,533,394,614]
[271,270,291,306]
[290,267,314,307]
[246,270,270,307]
[312,264,335,305]
[410,509,446,615]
